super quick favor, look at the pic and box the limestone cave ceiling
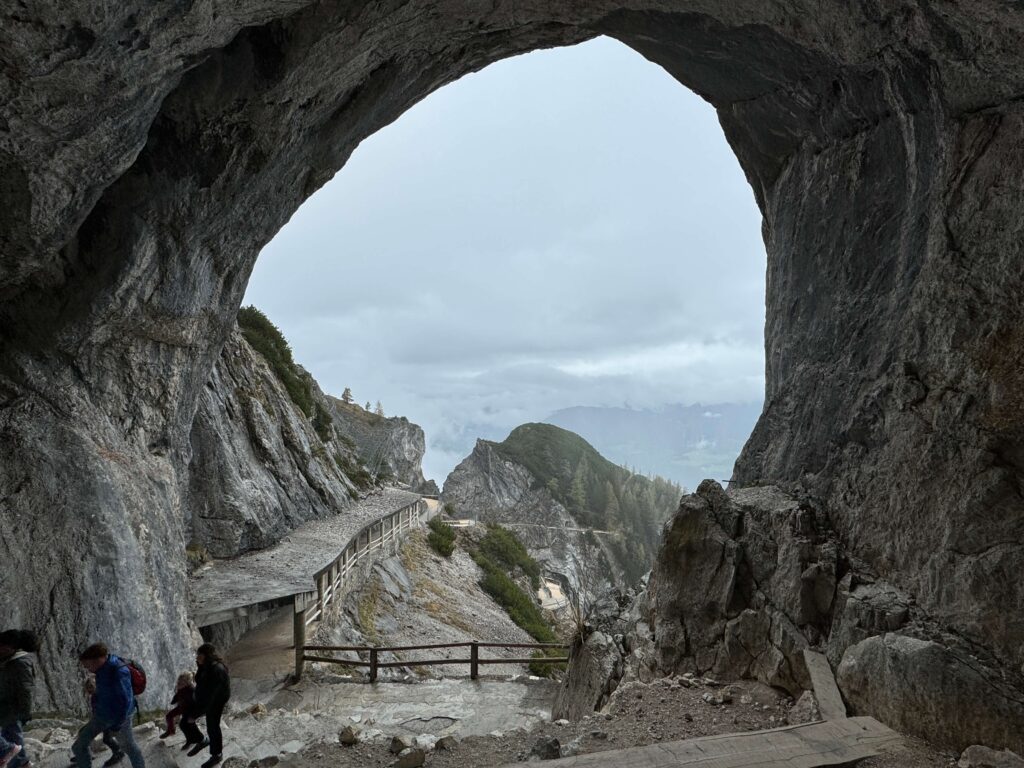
[0,0,1022,733]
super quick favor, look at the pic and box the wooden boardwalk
[498,717,901,767]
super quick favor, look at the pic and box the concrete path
[270,676,559,738]
[190,488,421,624]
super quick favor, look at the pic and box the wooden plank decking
[802,650,848,721]
[498,717,901,767]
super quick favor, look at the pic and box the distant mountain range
[544,402,763,492]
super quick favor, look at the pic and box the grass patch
[528,648,567,678]
[238,305,314,417]
[427,516,456,557]
[399,537,424,574]
[186,543,210,572]
[357,582,380,643]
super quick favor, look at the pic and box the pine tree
[374,400,385,417]
[364,401,371,410]
[341,387,353,403]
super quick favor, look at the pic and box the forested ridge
[488,423,682,582]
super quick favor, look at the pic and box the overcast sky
[245,36,766,483]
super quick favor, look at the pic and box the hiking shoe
[181,741,199,752]
[0,745,22,768]
[186,741,209,758]
[159,731,173,740]
[101,752,124,768]
[200,756,221,768]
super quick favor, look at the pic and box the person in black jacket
[0,630,37,768]
[183,644,230,768]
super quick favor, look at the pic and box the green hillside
[486,423,682,583]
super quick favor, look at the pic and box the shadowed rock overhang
[1,1,1022,740]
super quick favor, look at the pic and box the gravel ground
[291,675,955,767]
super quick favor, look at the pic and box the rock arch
[2,0,1023,733]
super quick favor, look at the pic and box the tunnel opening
[243,36,766,494]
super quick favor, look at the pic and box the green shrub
[528,648,567,678]
[472,555,555,642]
[427,516,456,557]
[312,405,333,442]
[238,305,314,416]
[443,503,457,517]
[476,525,540,590]
[335,452,373,491]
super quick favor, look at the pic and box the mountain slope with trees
[442,423,682,594]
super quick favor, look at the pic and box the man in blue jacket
[72,645,145,768]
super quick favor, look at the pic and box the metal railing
[298,640,570,681]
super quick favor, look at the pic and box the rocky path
[291,676,952,768]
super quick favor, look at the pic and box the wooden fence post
[470,642,479,680]
[293,607,306,680]
[369,648,378,683]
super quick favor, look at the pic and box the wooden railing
[291,498,433,670]
[297,641,569,681]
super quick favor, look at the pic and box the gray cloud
[245,36,766,483]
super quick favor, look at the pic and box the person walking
[0,630,37,768]
[70,676,123,768]
[159,673,194,740]
[183,644,230,768]
[71,645,145,768]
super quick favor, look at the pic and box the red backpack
[121,659,147,695]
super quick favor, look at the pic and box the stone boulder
[531,736,561,760]
[393,747,426,768]
[552,631,622,721]
[959,746,1024,768]
[837,633,1024,753]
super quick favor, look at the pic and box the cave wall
[1,0,1022,717]
[188,327,358,558]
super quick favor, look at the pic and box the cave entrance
[243,36,766,494]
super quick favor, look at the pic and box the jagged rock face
[837,633,1024,754]
[649,483,824,694]
[442,439,626,597]
[3,0,1023,721]
[188,328,357,558]
[328,400,433,493]
[646,482,1024,751]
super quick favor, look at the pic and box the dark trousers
[102,730,121,755]
[179,718,203,745]
[206,700,226,757]
[183,698,227,755]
